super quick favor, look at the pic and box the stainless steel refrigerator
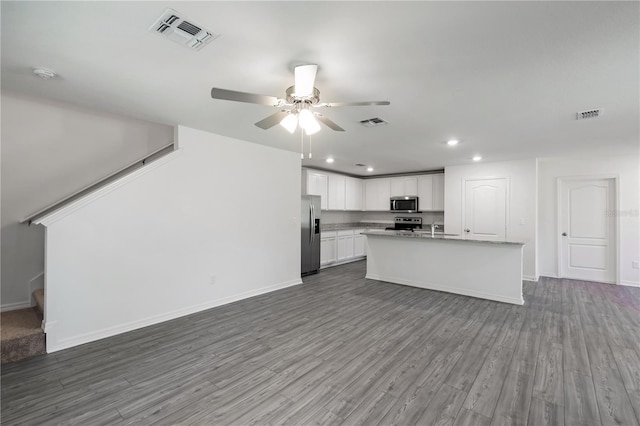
[301,195,321,276]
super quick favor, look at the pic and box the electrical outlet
[633,261,639,270]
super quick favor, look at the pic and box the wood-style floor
[2,261,639,425]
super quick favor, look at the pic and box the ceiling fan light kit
[279,113,298,133]
[210,63,390,135]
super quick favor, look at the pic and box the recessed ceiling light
[472,156,482,161]
[326,158,334,163]
[446,139,459,146]
[367,167,374,172]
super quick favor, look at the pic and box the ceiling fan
[210,64,390,135]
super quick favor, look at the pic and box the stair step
[1,308,46,364]
[33,289,44,314]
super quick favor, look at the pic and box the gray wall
[1,92,174,309]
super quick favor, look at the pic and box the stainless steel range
[386,217,422,231]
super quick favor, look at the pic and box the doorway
[558,177,616,283]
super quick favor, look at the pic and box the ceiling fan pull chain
[300,127,304,159]
[308,135,312,159]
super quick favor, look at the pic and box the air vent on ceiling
[576,108,603,120]
[359,117,388,127]
[149,8,219,51]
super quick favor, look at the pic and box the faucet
[431,222,439,237]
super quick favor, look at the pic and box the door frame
[556,174,620,284]
[461,176,510,239]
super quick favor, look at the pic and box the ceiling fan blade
[294,64,318,97]
[315,114,345,131]
[315,100,391,108]
[255,110,289,129]
[211,88,281,106]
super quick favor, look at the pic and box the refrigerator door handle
[310,204,314,245]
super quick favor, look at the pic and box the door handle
[562,232,567,236]
[310,206,314,245]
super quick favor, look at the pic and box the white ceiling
[2,1,638,176]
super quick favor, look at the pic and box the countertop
[362,229,526,245]
[321,222,388,232]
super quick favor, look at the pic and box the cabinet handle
[562,232,567,236]
[464,228,471,233]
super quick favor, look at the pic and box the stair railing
[21,142,175,225]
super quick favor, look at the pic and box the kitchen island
[363,230,525,305]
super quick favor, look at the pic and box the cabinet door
[365,178,391,211]
[321,237,336,265]
[417,175,434,211]
[404,177,418,195]
[364,180,378,211]
[345,177,363,210]
[390,178,405,197]
[307,172,328,210]
[337,235,354,261]
[432,173,445,211]
[376,178,391,210]
[354,234,365,257]
[328,174,346,211]
[391,177,418,197]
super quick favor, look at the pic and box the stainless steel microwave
[390,196,420,213]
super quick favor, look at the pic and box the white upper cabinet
[432,173,445,211]
[304,169,443,212]
[417,173,445,211]
[390,177,418,197]
[304,170,328,210]
[417,175,434,210]
[328,174,346,211]
[345,177,363,211]
[364,178,391,211]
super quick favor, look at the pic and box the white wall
[36,126,301,352]
[444,159,538,280]
[538,156,640,286]
[1,92,174,310]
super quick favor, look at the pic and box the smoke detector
[32,67,56,80]
[359,117,388,127]
[576,109,603,120]
[149,8,219,51]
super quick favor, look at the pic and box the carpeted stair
[1,291,46,364]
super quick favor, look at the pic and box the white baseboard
[523,275,538,282]
[1,300,33,312]
[45,278,302,353]
[365,273,524,306]
[540,272,559,278]
[620,280,640,288]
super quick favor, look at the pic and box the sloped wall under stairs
[36,126,302,352]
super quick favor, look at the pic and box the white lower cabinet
[321,229,366,268]
[320,231,337,266]
[337,230,355,261]
[354,229,366,257]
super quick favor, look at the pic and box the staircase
[0,290,46,364]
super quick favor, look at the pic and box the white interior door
[463,178,507,240]
[559,178,616,283]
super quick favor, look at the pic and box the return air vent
[149,8,219,51]
[576,109,603,120]
[359,117,388,127]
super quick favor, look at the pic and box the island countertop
[362,230,526,245]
